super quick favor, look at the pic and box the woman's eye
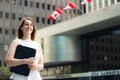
[24,23,29,26]
[24,23,33,26]
[30,24,33,26]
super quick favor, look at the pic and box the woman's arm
[37,45,44,71]
[5,40,35,67]
[28,44,44,71]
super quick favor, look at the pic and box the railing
[42,69,120,79]
[85,0,118,13]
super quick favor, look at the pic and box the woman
[5,17,44,80]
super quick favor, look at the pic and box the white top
[10,38,42,80]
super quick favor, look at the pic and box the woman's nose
[28,24,31,27]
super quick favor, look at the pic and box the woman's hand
[24,57,35,65]
[28,63,43,71]
[28,64,37,70]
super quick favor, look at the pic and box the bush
[0,65,11,79]
[0,65,11,75]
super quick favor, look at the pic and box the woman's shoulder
[10,38,20,47]
[12,38,24,45]
[32,40,40,46]
[31,40,42,48]
[12,38,21,43]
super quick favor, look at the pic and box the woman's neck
[22,35,31,41]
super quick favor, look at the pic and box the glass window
[91,45,94,51]
[36,17,39,23]
[0,27,2,34]
[4,44,9,51]
[11,13,16,20]
[0,11,3,18]
[11,28,15,35]
[53,5,56,10]
[53,20,56,24]
[42,3,45,9]
[111,0,115,4]
[47,4,50,10]
[0,43,2,51]
[5,12,9,19]
[30,1,34,7]
[36,2,39,8]
[24,0,28,6]
[73,9,76,14]
[105,0,108,7]
[47,19,50,24]
[18,14,22,20]
[93,0,97,10]
[5,28,9,35]
[42,18,45,24]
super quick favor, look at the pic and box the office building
[37,0,120,80]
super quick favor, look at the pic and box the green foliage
[0,65,11,75]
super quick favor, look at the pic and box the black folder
[10,45,36,76]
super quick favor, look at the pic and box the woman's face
[21,19,33,35]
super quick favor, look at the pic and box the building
[36,0,120,80]
[0,0,80,66]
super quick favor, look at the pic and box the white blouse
[10,38,42,80]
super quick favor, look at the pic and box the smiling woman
[5,17,44,80]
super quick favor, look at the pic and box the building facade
[37,0,120,80]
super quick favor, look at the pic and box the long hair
[16,17,37,41]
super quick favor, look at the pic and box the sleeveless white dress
[10,38,42,80]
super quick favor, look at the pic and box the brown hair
[16,17,37,41]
